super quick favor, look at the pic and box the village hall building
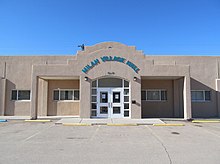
[0,42,220,120]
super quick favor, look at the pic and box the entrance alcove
[90,77,130,118]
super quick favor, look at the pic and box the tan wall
[191,78,217,118]
[0,56,75,116]
[47,80,80,116]
[1,42,220,118]
[5,79,31,116]
[141,79,175,118]
[146,56,219,118]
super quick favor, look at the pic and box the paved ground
[56,118,165,125]
[0,120,220,164]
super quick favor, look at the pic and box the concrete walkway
[0,116,79,120]
[55,118,165,125]
[0,116,31,120]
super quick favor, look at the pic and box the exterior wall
[76,43,143,118]
[0,56,74,116]
[191,78,217,118]
[0,42,219,118]
[4,57,33,115]
[146,56,219,118]
[47,80,80,116]
[141,79,182,118]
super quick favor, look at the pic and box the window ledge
[192,100,211,103]
[141,100,167,102]
[53,100,80,102]
[11,100,31,102]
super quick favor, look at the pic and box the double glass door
[97,88,123,118]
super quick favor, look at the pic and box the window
[141,90,167,101]
[11,90,31,101]
[191,90,211,102]
[147,90,160,100]
[53,89,80,101]
[141,91,146,100]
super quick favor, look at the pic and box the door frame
[110,88,124,118]
[97,87,124,118]
[97,88,111,118]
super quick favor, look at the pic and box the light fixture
[133,77,137,81]
[84,76,88,81]
[108,72,115,75]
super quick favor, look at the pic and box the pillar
[0,79,6,116]
[31,76,38,119]
[183,76,192,120]
[79,76,91,118]
[131,77,141,119]
[173,78,184,118]
[37,78,48,116]
[216,79,220,117]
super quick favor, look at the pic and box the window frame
[191,90,211,102]
[11,90,31,101]
[141,89,167,102]
[53,89,80,101]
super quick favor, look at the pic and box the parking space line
[188,124,220,139]
[23,124,54,142]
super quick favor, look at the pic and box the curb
[0,119,7,122]
[24,120,51,122]
[192,120,220,123]
[107,123,137,126]
[63,123,91,126]
[153,124,185,126]
[91,123,107,126]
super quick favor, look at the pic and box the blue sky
[0,0,220,56]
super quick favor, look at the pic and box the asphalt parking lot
[0,120,220,164]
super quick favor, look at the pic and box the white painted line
[23,124,54,142]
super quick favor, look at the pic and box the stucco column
[37,78,48,116]
[79,76,91,118]
[173,79,180,117]
[215,79,220,117]
[31,76,38,119]
[131,78,141,119]
[173,78,184,118]
[183,76,192,120]
[0,79,6,116]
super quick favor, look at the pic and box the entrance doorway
[97,88,123,118]
[91,78,130,118]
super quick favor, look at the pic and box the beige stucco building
[0,42,220,120]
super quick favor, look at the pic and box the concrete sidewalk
[0,116,31,120]
[0,116,79,120]
[55,118,165,125]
